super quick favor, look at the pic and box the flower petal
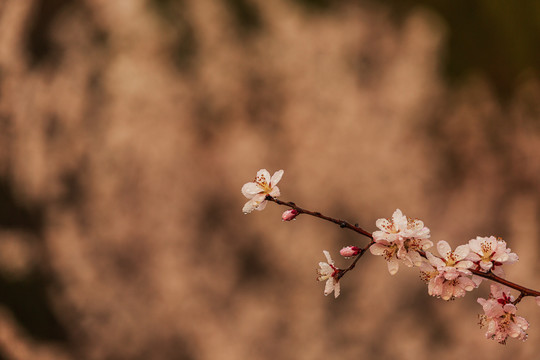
[370,243,387,255]
[242,199,258,214]
[375,218,392,232]
[392,209,407,230]
[333,282,341,298]
[455,260,473,270]
[457,276,476,291]
[426,251,445,268]
[324,278,335,296]
[514,316,529,330]
[256,169,271,183]
[387,259,399,275]
[268,186,280,198]
[441,282,453,300]
[453,244,470,260]
[241,182,261,198]
[492,266,506,278]
[323,250,334,265]
[437,241,452,259]
[453,285,465,298]
[270,170,284,186]
[468,237,483,254]
[318,262,333,275]
[255,200,268,211]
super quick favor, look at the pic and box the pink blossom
[373,209,430,242]
[477,284,529,344]
[466,236,518,280]
[281,209,299,221]
[317,251,341,298]
[340,246,360,258]
[241,169,284,214]
[423,241,476,300]
[371,209,432,275]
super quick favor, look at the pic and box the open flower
[478,284,529,344]
[241,169,284,214]
[467,236,518,280]
[371,209,432,274]
[317,251,341,298]
[424,241,476,300]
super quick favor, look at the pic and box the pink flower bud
[340,246,360,258]
[282,209,299,221]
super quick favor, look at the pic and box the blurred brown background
[0,0,540,359]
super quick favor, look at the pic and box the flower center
[480,241,494,261]
[255,176,272,193]
[446,253,457,267]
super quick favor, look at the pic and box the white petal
[478,260,493,271]
[468,238,483,254]
[437,240,452,259]
[430,276,444,296]
[453,244,470,260]
[392,209,407,230]
[441,282,453,300]
[471,275,483,287]
[426,251,445,268]
[457,276,476,291]
[242,199,257,214]
[443,268,460,280]
[506,252,519,264]
[453,285,465,298]
[333,282,341,298]
[268,186,280,198]
[318,262,333,275]
[490,284,504,299]
[387,259,399,275]
[323,250,334,265]
[455,260,473,269]
[241,182,261,198]
[270,170,284,186]
[369,243,387,256]
[514,316,529,330]
[484,236,498,250]
[503,303,516,314]
[254,199,267,211]
[408,219,424,231]
[420,239,433,250]
[408,251,424,267]
[256,169,271,183]
[375,218,392,232]
[491,251,508,263]
[492,266,506,278]
[324,278,335,296]
[466,252,481,262]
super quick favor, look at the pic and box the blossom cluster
[477,284,529,344]
[242,169,540,345]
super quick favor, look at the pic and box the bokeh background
[1,0,540,359]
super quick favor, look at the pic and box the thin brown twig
[266,196,373,240]
[469,269,540,303]
[267,195,540,303]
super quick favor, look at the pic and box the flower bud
[340,246,360,258]
[282,209,299,221]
